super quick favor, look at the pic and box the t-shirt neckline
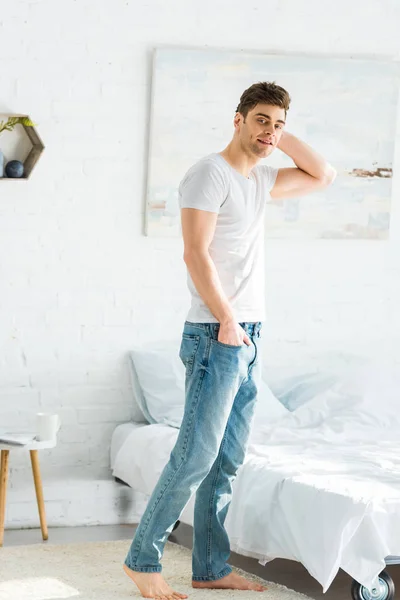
[214,153,254,182]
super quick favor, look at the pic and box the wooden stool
[0,439,56,546]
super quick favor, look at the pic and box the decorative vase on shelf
[0,116,37,179]
[6,160,24,178]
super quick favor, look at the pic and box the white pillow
[253,379,288,425]
[268,371,340,412]
[264,352,368,412]
[130,342,288,429]
[275,360,400,436]
[127,353,150,423]
[130,341,185,428]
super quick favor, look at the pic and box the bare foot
[123,564,188,599]
[192,571,266,592]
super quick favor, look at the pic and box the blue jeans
[125,320,262,581]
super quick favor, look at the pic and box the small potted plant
[0,116,35,178]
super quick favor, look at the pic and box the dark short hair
[236,82,291,119]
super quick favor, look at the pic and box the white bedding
[110,422,147,470]
[112,362,400,592]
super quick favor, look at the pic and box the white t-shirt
[179,152,279,324]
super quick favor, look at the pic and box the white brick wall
[6,471,149,529]
[1,0,400,528]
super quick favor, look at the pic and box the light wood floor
[3,523,399,600]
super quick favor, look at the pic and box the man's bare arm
[271,131,336,200]
[181,208,250,346]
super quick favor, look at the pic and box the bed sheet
[110,422,147,469]
[112,361,400,592]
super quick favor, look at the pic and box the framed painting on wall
[145,48,400,240]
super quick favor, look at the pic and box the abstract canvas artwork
[145,48,399,239]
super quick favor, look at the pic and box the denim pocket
[179,334,200,376]
[210,338,244,350]
[211,324,247,350]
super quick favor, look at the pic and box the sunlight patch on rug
[0,576,79,600]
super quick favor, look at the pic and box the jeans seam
[205,372,247,578]
[181,334,200,377]
[206,428,228,577]
[185,322,208,331]
[124,564,162,573]
[187,335,200,376]
[130,357,208,567]
[181,336,211,455]
[193,565,233,582]
[248,336,258,374]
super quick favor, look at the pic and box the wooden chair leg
[30,450,48,541]
[0,450,10,547]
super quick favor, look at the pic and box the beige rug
[0,539,313,600]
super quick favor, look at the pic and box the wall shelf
[0,114,45,180]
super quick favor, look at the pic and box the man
[124,82,336,598]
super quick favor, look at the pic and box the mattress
[110,422,147,470]
[111,413,400,593]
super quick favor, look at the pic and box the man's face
[235,103,286,158]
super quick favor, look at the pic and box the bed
[111,342,400,600]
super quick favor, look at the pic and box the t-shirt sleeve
[179,161,227,214]
[257,165,280,195]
